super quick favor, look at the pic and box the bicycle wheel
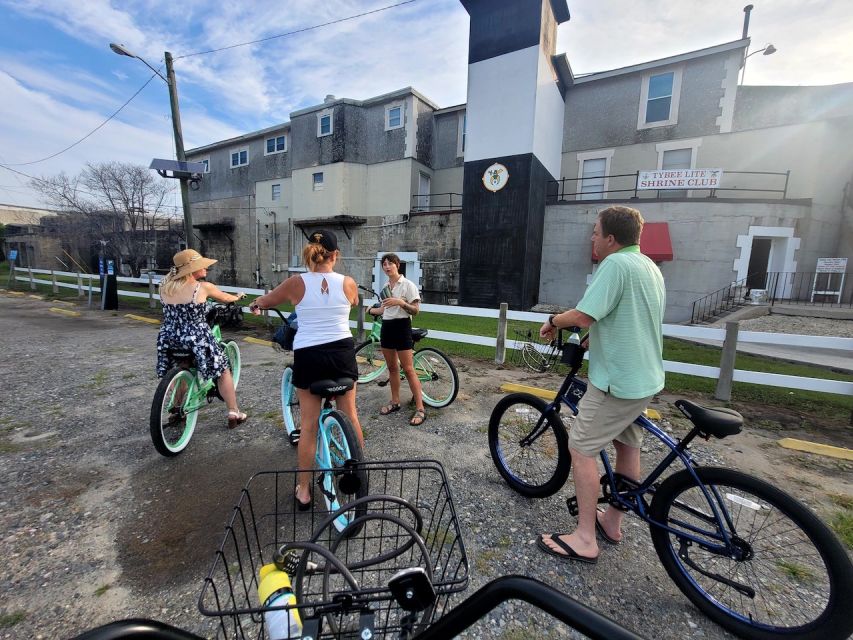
[280,366,300,446]
[223,340,241,388]
[650,467,853,640]
[318,409,368,535]
[414,347,459,408]
[149,368,200,457]
[354,340,386,384]
[488,393,571,498]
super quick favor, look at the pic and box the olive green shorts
[568,384,652,457]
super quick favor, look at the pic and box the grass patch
[94,584,111,596]
[776,560,817,582]
[261,410,280,420]
[830,511,853,549]
[829,494,853,510]
[0,440,23,453]
[424,525,456,548]
[0,611,26,628]
[86,370,109,390]
[474,549,502,573]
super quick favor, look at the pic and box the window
[457,111,467,157]
[385,104,403,130]
[230,148,248,168]
[638,67,682,129]
[271,184,281,201]
[265,135,287,155]
[580,158,606,200]
[655,138,702,198]
[312,172,324,191]
[575,149,614,201]
[317,110,332,137]
[200,158,210,173]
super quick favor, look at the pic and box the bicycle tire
[318,409,368,536]
[354,339,387,384]
[488,393,571,497]
[149,368,199,457]
[280,366,300,446]
[223,340,241,388]
[649,467,853,640]
[415,347,459,408]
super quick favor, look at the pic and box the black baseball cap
[309,229,338,251]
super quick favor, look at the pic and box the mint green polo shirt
[575,245,666,399]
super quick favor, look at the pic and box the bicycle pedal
[565,496,579,516]
[288,429,300,446]
[377,378,389,387]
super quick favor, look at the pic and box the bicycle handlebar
[416,575,646,640]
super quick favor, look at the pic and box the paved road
[2,292,845,640]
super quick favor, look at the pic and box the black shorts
[380,317,414,351]
[292,337,358,389]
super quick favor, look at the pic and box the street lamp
[110,43,195,249]
[741,43,777,84]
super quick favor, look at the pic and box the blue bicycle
[489,331,853,640]
[280,366,367,534]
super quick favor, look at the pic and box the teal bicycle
[280,366,367,534]
[354,286,459,408]
[149,302,242,457]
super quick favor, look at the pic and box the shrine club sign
[638,168,723,190]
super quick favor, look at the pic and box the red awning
[592,221,673,263]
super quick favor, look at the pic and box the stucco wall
[540,200,829,323]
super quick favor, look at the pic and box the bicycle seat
[411,328,428,342]
[674,399,743,438]
[310,378,355,397]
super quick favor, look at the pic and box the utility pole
[164,51,194,250]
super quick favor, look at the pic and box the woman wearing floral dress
[156,249,247,429]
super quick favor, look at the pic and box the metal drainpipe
[255,217,261,286]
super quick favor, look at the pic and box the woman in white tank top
[250,229,363,509]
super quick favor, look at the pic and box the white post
[77,271,84,298]
[495,302,508,364]
[148,272,156,309]
[714,321,739,401]
[28,266,36,291]
[51,269,58,294]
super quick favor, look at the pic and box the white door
[417,172,431,211]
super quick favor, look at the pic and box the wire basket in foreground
[199,460,469,639]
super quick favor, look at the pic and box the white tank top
[294,272,352,349]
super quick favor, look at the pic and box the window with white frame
[317,110,333,137]
[385,104,403,130]
[655,138,701,197]
[312,172,324,191]
[265,135,287,155]
[230,148,248,168]
[271,184,281,201]
[638,68,682,129]
[575,149,614,201]
[200,158,210,173]
[456,111,467,157]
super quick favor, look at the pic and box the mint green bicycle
[149,303,242,457]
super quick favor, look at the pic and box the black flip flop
[595,512,621,545]
[537,534,598,564]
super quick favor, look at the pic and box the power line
[175,0,418,59]
[1,72,160,167]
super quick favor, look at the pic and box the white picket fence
[10,266,853,397]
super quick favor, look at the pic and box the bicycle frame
[535,371,741,558]
[170,323,225,415]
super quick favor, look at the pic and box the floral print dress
[156,284,228,381]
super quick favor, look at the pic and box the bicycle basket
[199,460,469,639]
[272,313,298,351]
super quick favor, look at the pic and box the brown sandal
[379,403,401,415]
[227,410,248,429]
[409,409,426,426]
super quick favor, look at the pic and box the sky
[1,0,851,210]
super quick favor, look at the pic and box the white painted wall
[532,46,566,179]
[465,45,538,162]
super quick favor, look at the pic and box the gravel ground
[0,293,850,640]
[735,314,853,337]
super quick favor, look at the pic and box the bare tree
[31,162,179,276]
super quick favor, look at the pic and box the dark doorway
[746,238,771,290]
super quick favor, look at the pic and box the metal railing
[411,192,463,212]
[691,270,852,323]
[548,169,791,202]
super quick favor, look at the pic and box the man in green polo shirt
[537,205,665,564]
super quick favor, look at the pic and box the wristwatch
[548,314,558,328]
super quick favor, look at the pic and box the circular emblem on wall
[482,163,509,192]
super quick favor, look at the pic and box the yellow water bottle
[258,562,302,640]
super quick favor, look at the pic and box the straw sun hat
[170,249,217,278]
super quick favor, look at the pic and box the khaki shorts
[568,384,652,457]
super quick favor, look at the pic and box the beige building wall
[431,167,464,209]
[0,204,55,226]
[366,159,416,216]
